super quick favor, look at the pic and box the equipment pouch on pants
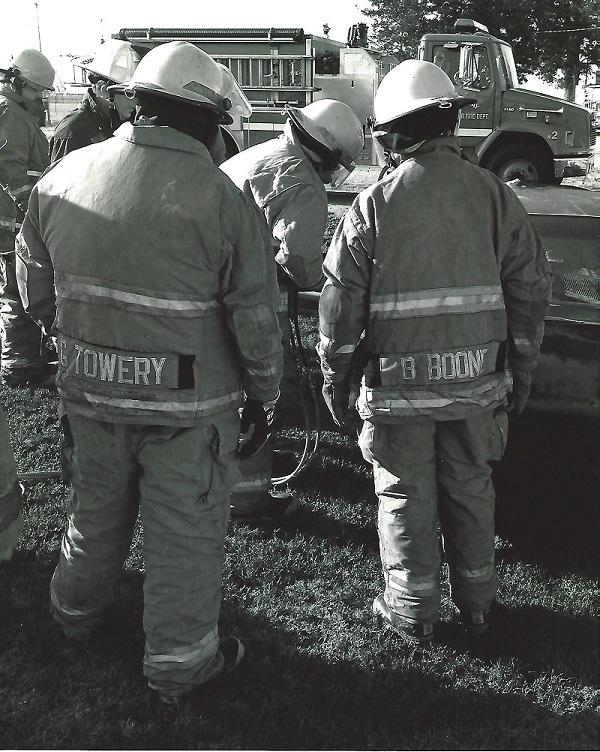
[205,412,242,501]
[490,407,509,461]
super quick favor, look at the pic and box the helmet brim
[374,95,475,132]
[110,82,234,125]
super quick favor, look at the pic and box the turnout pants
[50,409,240,697]
[1,254,47,380]
[359,409,507,624]
[0,405,22,559]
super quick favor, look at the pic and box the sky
[4,0,370,62]
[4,0,587,100]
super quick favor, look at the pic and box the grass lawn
[0,313,598,750]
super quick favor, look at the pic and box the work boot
[230,490,299,522]
[460,604,494,637]
[158,636,245,706]
[372,594,435,645]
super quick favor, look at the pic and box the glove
[507,369,531,416]
[237,397,274,459]
[322,382,351,427]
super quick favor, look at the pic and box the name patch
[380,344,498,386]
[58,335,180,388]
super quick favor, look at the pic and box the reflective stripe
[26,170,43,178]
[231,475,271,494]
[246,363,280,378]
[455,564,494,580]
[146,627,218,666]
[388,570,437,592]
[457,127,493,137]
[50,582,101,619]
[513,335,537,348]
[11,184,29,197]
[319,333,357,355]
[364,375,505,414]
[56,273,220,316]
[74,388,242,415]
[370,285,504,319]
[0,219,20,229]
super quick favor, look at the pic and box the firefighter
[0,49,56,386]
[0,406,23,562]
[318,60,552,643]
[16,40,283,702]
[221,98,364,521]
[49,40,140,162]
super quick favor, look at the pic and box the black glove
[322,382,351,427]
[238,397,273,459]
[508,369,531,416]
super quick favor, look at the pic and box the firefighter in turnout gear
[318,60,552,642]
[16,41,282,702]
[221,98,364,520]
[0,49,55,386]
[49,40,140,162]
[0,406,23,562]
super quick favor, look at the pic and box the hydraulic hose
[271,286,321,485]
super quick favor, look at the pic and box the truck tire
[484,143,557,184]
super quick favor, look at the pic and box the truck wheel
[484,144,556,183]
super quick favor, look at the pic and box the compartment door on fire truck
[433,43,494,147]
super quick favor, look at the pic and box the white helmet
[374,59,474,130]
[287,99,364,170]
[3,49,55,90]
[79,39,140,85]
[119,41,238,124]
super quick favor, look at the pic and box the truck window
[433,45,459,80]
[499,43,518,89]
[455,44,491,91]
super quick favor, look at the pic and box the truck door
[433,43,495,147]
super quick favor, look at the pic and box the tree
[363,0,600,99]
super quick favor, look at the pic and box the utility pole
[34,1,42,52]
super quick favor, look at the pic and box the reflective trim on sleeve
[11,184,30,197]
[0,219,20,230]
[230,475,271,495]
[370,285,504,319]
[55,273,220,317]
[319,333,357,355]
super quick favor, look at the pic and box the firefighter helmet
[286,99,364,170]
[216,63,252,118]
[3,49,55,91]
[374,59,474,129]
[78,40,140,85]
[118,41,238,124]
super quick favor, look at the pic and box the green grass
[1,315,598,750]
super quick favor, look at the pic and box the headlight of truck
[564,131,574,147]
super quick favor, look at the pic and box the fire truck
[114,26,397,165]
[420,19,596,183]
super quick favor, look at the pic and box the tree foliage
[363,0,599,96]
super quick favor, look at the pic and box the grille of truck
[561,267,600,304]
[590,113,597,148]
